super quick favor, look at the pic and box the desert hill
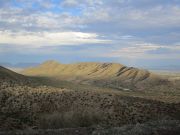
[0,66,29,85]
[0,65,180,133]
[0,66,24,79]
[22,60,169,90]
[0,66,40,88]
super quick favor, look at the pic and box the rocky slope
[22,60,169,90]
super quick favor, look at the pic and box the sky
[0,0,180,70]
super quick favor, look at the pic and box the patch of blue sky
[12,0,23,8]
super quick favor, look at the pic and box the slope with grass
[1,66,180,131]
[22,60,170,90]
[1,81,180,130]
[0,66,31,87]
[0,66,25,81]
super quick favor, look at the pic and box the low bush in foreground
[38,110,103,129]
[0,120,179,135]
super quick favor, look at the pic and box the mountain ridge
[22,60,168,90]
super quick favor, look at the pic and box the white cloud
[61,0,79,8]
[107,43,180,59]
[80,2,180,29]
[0,31,111,47]
[0,0,180,62]
[1,1,180,33]
[108,43,159,58]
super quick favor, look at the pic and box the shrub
[37,110,103,129]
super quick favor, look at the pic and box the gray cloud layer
[0,0,180,65]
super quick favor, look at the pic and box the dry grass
[0,65,180,134]
[22,61,169,91]
[0,81,180,130]
[38,110,102,129]
[92,120,180,135]
[0,120,179,135]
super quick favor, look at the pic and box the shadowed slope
[0,66,27,84]
[0,66,39,87]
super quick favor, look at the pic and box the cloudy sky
[0,0,180,69]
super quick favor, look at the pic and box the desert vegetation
[0,64,180,134]
[0,79,180,129]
